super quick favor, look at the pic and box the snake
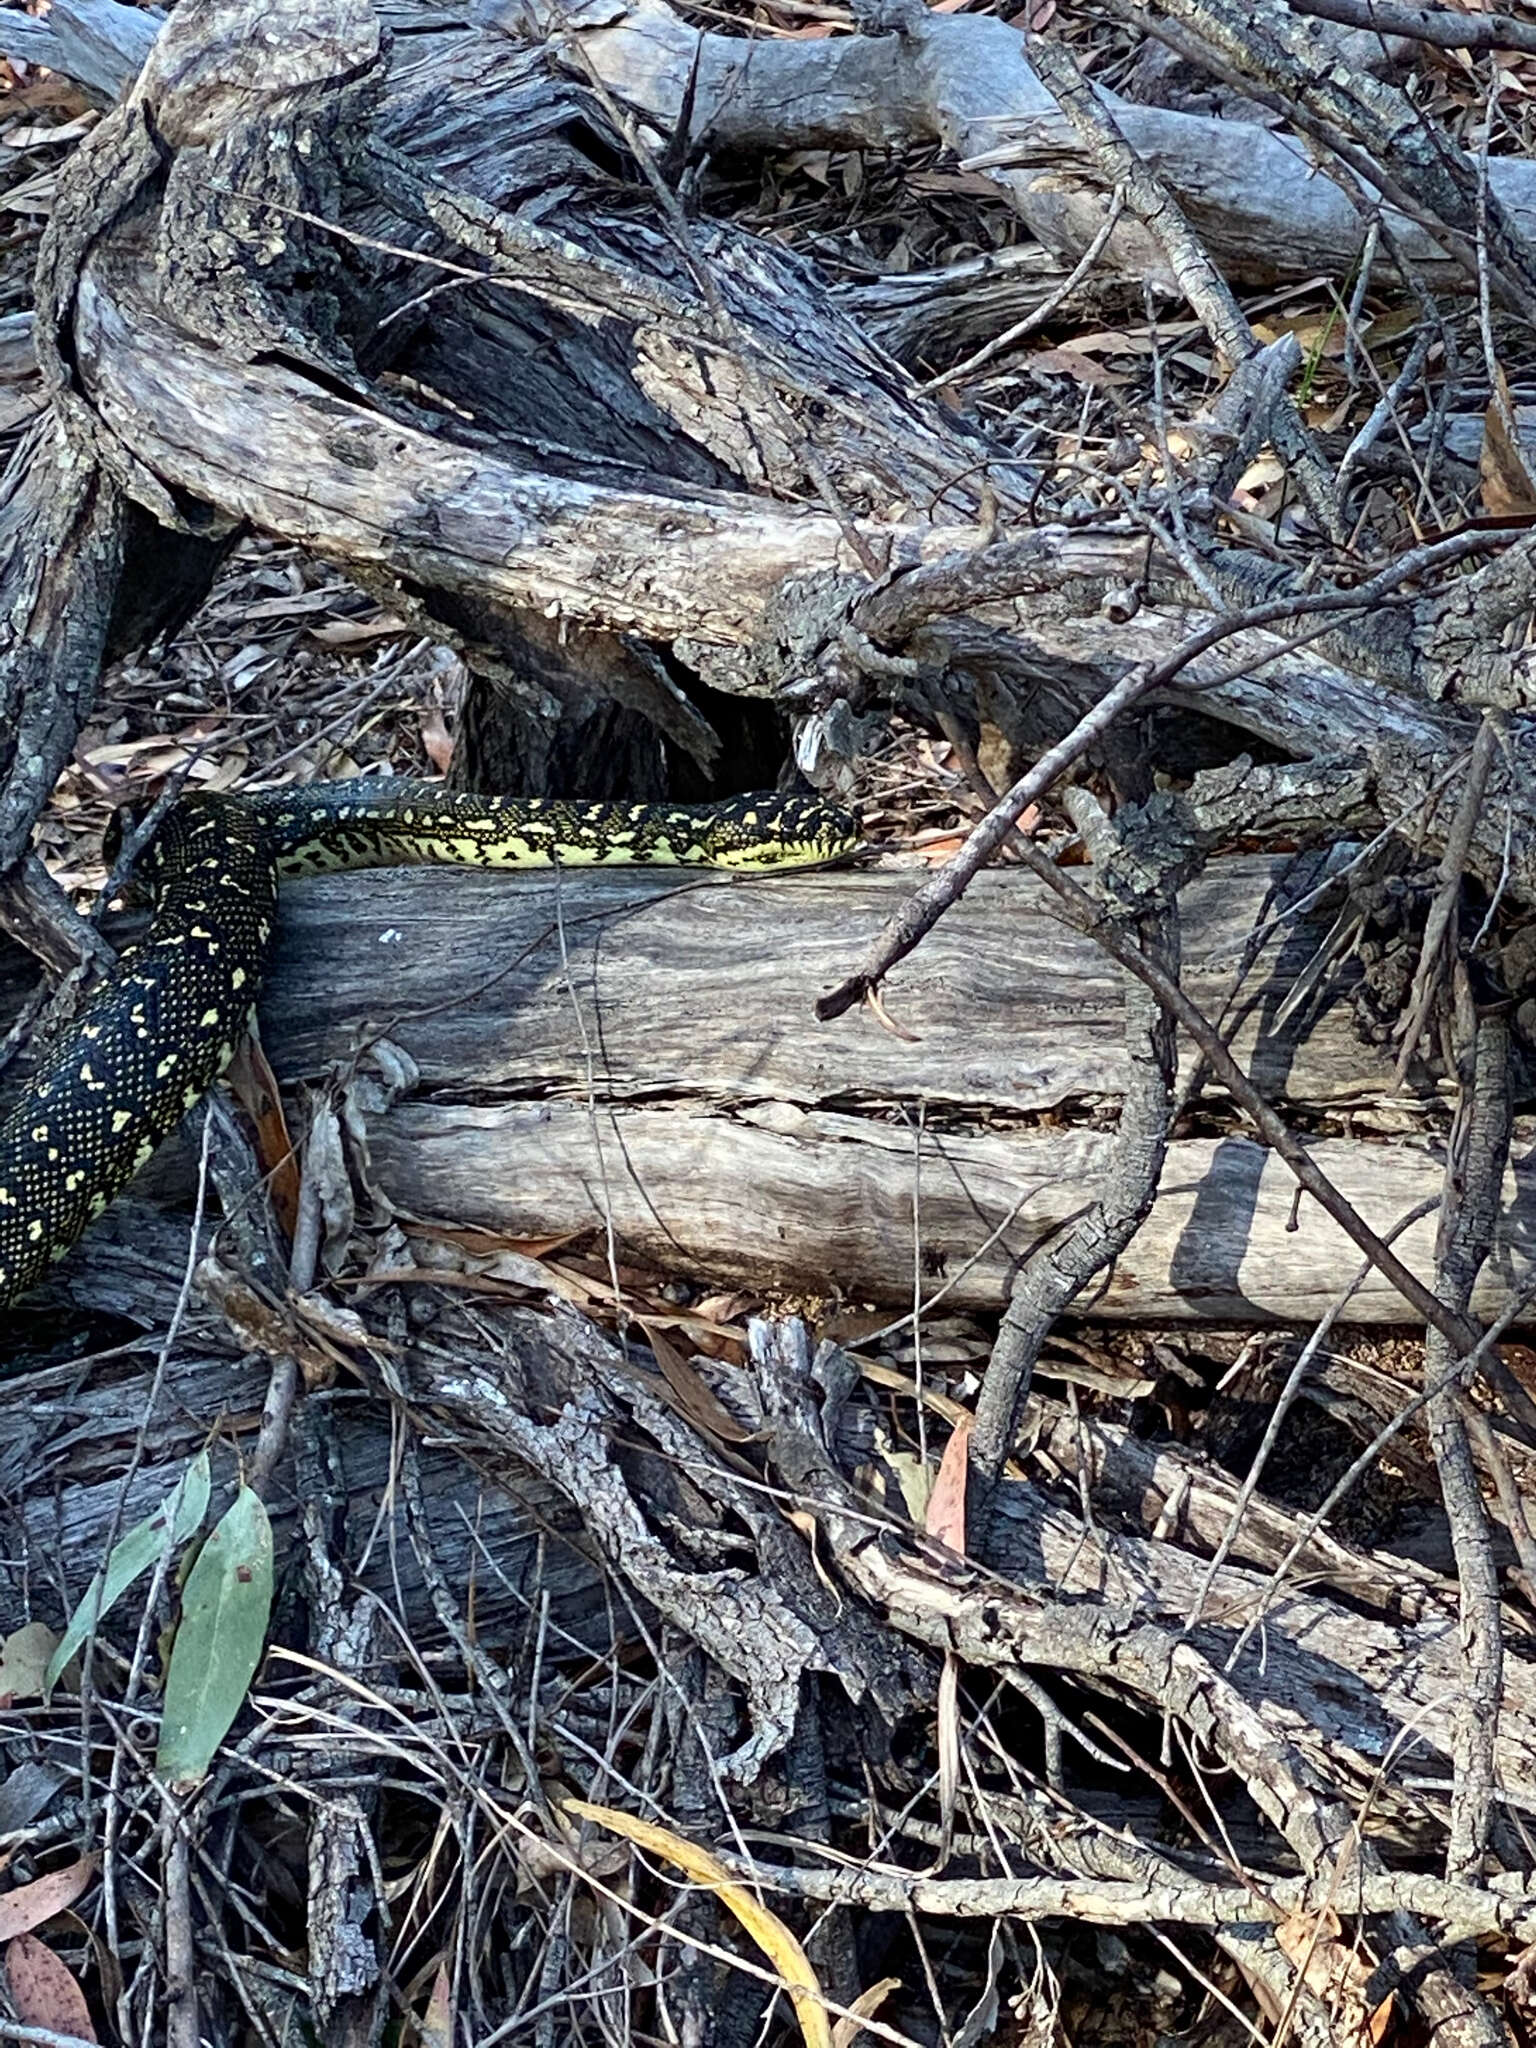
[0,781,858,1309]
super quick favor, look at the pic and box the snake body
[0,782,856,1308]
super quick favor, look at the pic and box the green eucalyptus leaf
[155,1485,273,1787]
[45,1451,212,1702]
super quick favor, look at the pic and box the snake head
[700,795,861,870]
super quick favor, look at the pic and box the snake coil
[0,782,856,1307]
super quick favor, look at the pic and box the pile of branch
[7,0,1536,2042]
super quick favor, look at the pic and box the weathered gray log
[0,1253,621,1656]
[247,860,1532,1323]
[18,0,1536,298]
[4,856,1520,1325]
[505,0,1536,292]
[0,0,1030,862]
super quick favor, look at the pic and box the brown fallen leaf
[1274,1906,1393,2045]
[0,1622,61,1704]
[6,1934,96,2042]
[831,1976,902,2048]
[640,1321,760,1445]
[420,704,455,774]
[1026,348,1134,389]
[0,1857,99,1944]
[225,1038,299,1240]
[1481,363,1536,518]
[925,1420,970,1556]
[419,1962,452,2048]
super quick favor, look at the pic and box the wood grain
[7,856,1516,1320]
[231,856,1526,1322]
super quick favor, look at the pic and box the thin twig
[917,189,1126,391]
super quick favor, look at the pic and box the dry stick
[1144,294,1229,608]
[1342,218,1381,388]
[853,528,1145,645]
[92,1115,216,1886]
[1020,838,1536,1429]
[829,524,1510,1029]
[820,656,1159,1016]
[916,187,1127,393]
[1110,0,1496,302]
[1465,1405,1536,1593]
[820,665,1536,1436]
[1288,0,1536,54]
[551,17,886,577]
[1394,712,1502,1083]
[1228,1272,1536,1666]
[1426,1008,1510,1885]
[1022,30,1341,539]
[970,790,1177,1505]
[1335,324,1431,505]
[1026,36,1249,362]
[1181,1195,1440,1632]
[756,1311,1452,2002]
[161,1802,197,2048]
[721,1851,1536,1940]
[831,864,1536,1425]
[852,520,1500,672]
[1162,0,1536,311]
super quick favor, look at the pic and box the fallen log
[7,854,1521,1325]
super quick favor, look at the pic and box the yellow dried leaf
[0,1624,60,1703]
[563,1800,832,2048]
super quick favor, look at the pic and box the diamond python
[0,781,857,1308]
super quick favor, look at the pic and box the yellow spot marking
[111,1109,133,1133]
[232,968,247,990]
[156,1054,179,1077]
[200,1008,222,1028]
[26,1220,43,1242]
[30,1125,48,1144]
